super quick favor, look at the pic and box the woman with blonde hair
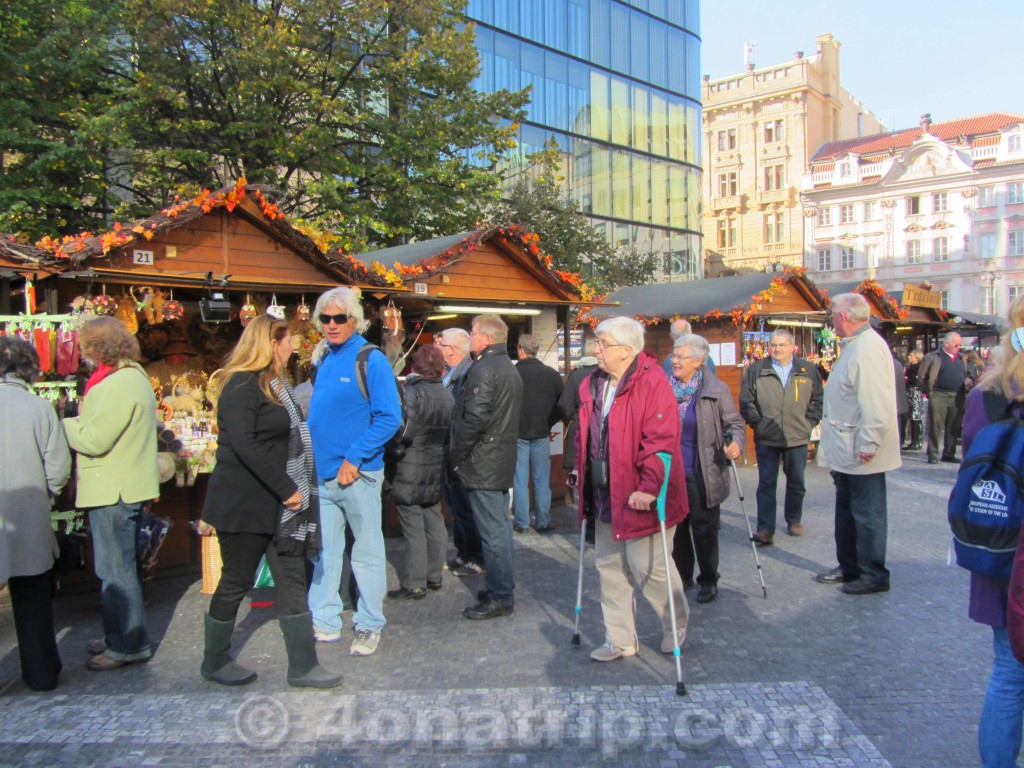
[963,295,1024,766]
[64,317,159,671]
[201,314,341,688]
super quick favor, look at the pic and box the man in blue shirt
[663,318,715,376]
[739,329,823,545]
[307,287,402,656]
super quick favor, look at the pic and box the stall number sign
[133,250,155,266]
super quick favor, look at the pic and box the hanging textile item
[135,286,156,325]
[116,292,139,334]
[33,326,54,373]
[55,323,79,376]
[382,300,403,337]
[152,289,167,323]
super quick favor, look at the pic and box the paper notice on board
[720,342,738,366]
[707,343,721,367]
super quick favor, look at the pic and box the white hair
[595,316,645,352]
[313,287,367,333]
[441,327,471,356]
[832,293,870,323]
[673,333,710,362]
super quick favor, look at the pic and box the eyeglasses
[595,339,624,350]
[671,354,696,363]
[769,343,792,350]
[319,313,349,326]
[437,343,455,350]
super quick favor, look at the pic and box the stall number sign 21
[133,250,155,265]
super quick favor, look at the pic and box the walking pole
[655,451,687,696]
[726,438,768,600]
[571,515,587,646]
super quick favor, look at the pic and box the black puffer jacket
[450,343,523,490]
[389,375,454,506]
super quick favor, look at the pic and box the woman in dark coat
[904,350,925,450]
[387,346,455,600]
[201,314,340,689]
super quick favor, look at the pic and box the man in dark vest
[918,332,967,464]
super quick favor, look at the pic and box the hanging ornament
[69,295,96,317]
[296,295,311,322]
[163,289,184,321]
[266,293,285,320]
[135,286,156,325]
[93,285,117,317]
[382,299,403,337]
[115,292,139,334]
[239,293,257,327]
[151,288,167,323]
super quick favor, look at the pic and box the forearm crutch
[656,451,687,696]
[571,516,587,646]
[727,445,768,599]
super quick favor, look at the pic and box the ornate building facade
[702,34,882,275]
[801,112,1024,315]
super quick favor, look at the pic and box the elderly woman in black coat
[387,346,455,600]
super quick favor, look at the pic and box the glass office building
[466,0,703,280]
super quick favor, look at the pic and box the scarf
[271,377,322,558]
[671,368,703,425]
[84,364,116,394]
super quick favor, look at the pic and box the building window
[717,128,737,151]
[866,244,879,267]
[940,289,949,310]
[1010,182,1024,205]
[864,201,879,220]
[1010,135,1022,153]
[763,119,784,143]
[933,192,948,213]
[839,162,852,178]
[763,164,785,191]
[817,248,832,271]
[718,172,738,197]
[982,285,995,315]
[817,206,832,226]
[906,195,921,215]
[980,233,997,258]
[840,204,855,224]
[841,247,855,270]
[1010,285,1024,302]
[907,240,922,264]
[979,186,997,207]
[717,219,735,248]
[964,234,971,255]
[934,237,949,262]
[1010,230,1024,257]
[764,212,784,243]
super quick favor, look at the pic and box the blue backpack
[948,391,1024,580]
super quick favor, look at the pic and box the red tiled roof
[975,159,996,168]
[973,135,1002,147]
[810,112,1024,162]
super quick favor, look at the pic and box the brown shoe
[86,650,152,671]
[787,523,805,537]
[751,530,774,546]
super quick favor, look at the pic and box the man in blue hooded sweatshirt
[307,287,402,656]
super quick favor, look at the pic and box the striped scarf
[272,377,321,558]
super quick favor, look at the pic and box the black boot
[200,614,257,686]
[910,422,923,450]
[279,612,343,689]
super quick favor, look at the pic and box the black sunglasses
[318,313,349,326]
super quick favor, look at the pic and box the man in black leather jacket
[449,314,523,620]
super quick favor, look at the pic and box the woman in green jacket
[64,317,159,671]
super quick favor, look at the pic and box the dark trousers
[8,571,61,691]
[673,471,720,586]
[927,390,961,460]
[466,489,515,604]
[444,476,483,565]
[754,442,808,533]
[395,501,446,589]
[210,532,309,622]
[833,471,890,585]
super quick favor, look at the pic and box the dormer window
[839,162,852,178]
[1010,135,1022,153]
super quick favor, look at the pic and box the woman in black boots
[200,314,341,689]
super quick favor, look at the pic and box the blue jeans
[980,626,1024,767]
[444,475,482,565]
[513,438,552,528]
[89,501,150,657]
[832,471,890,585]
[466,489,515,604]
[308,471,386,634]
[754,443,808,533]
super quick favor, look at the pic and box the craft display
[151,371,218,485]
[296,296,311,322]
[266,294,285,320]
[93,293,117,316]
[163,290,185,321]
[382,299,403,336]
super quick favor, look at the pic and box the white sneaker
[589,643,638,662]
[314,627,341,643]
[350,629,380,656]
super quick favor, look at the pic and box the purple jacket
[574,351,688,541]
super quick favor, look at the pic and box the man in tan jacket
[815,293,900,595]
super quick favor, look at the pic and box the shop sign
[902,284,941,309]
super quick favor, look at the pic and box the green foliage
[1,0,528,244]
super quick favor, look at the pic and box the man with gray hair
[740,328,823,543]
[512,334,563,533]
[917,331,968,464]
[437,328,484,576]
[663,318,715,375]
[450,314,523,619]
[815,293,900,595]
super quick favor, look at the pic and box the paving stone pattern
[0,453,997,766]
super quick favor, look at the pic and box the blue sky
[700,0,1021,133]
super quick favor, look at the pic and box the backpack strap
[355,344,379,401]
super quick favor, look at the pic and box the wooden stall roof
[354,226,586,304]
[815,280,904,320]
[590,272,828,322]
[947,309,1004,335]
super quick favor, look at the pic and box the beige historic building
[702,33,883,275]
[801,112,1024,315]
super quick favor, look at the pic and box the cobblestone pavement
[0,453,996,766]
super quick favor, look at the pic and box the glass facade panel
[468,0,702,281]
